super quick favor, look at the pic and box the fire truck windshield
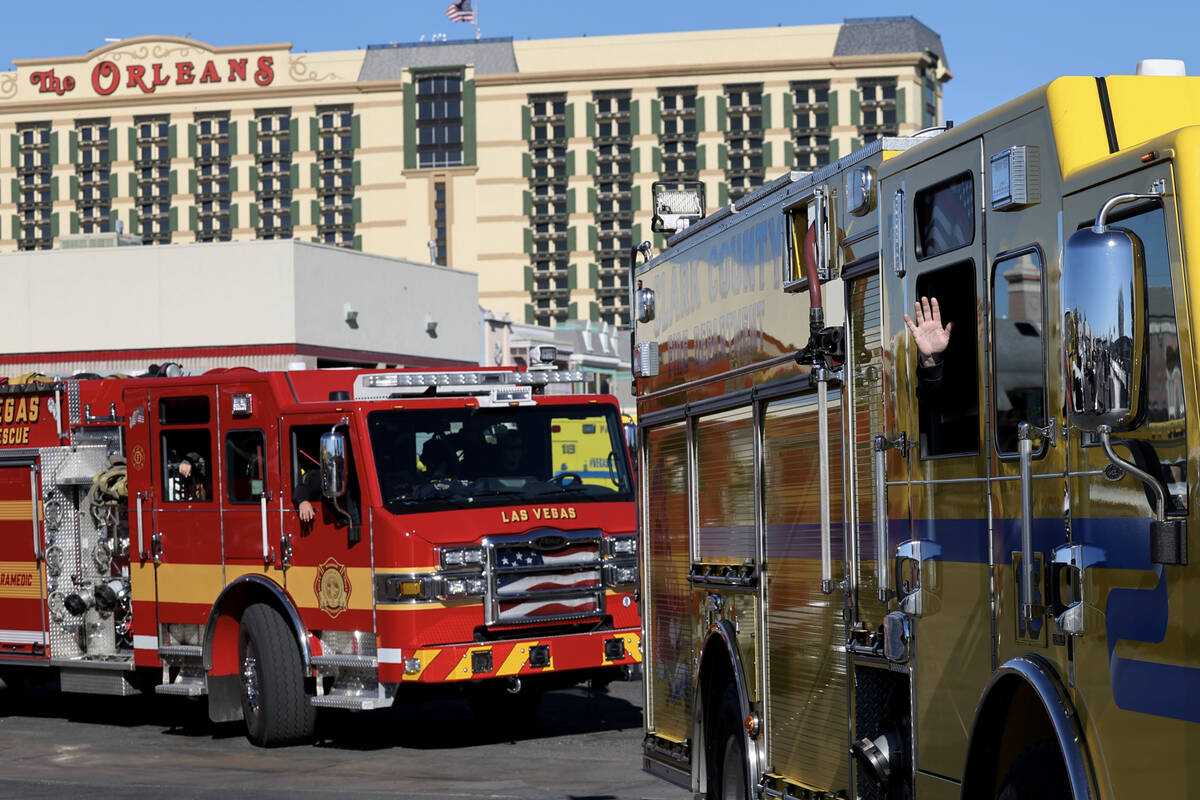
[367,405,634,513]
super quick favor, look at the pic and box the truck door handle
[150,532,163,565]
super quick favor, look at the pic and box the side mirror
[320,432,347,499]
[1062,199,1150,433]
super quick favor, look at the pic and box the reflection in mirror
[320,432,347,498]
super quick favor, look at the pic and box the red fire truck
[0,366,640,746]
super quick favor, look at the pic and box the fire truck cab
[634,65,1199,799]
[0,366,640,746]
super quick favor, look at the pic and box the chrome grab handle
[1049,542,1104,636]
[873,437,890,602]
[817,371,834,594]
[136,491,146,560]
[29,465,42,561]
[1017,423,1037,622]
[260,493,272,565]
[895,538,941,617]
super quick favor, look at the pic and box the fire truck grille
[487,532,604,626]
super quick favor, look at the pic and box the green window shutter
[169,170,178,195]
[651,99,661,135]
[588,263,598,288]
[128,174,136,197]
[589,302,600,322]
[523,266,533,291]
[189,206,198,232]
[828,91,839,127]
[762,94,772,129]
[565,104,575,138]
[352,161,361,186]
[230,167,238,193]
[108,173,118,200]
[851,137,862,152]
[716,95,727,132]
[250,204,259,230]
[567,264,577,290]
[69,131,78,165]
[50,177,59,202]
[50,132,59,165]
[783,141,794,167]
[630,100,640,135]
[250,166,258,188]
[762,141,772,169]
[229,205,238,230]
[402,83,416,169]
[289,118,299,152]
[309,117,319,151]
[525,305,535,325]
[718,183,729,207]
[850,91,861,127]
[585,102,595,139]
[566,188,576,214]
[10,134,19,167]
[568,301,578,318]
[290,201,299,226]
[587,188,597,214]
[523,227,533,254]
[631,148,640,175]
[521,105,531,142]
[310,200,319,227]
[129,208,138,230]
[829,139,840,161]
[352,197,362,224]
[189,170,197,194]
[351,114,361,149]
[463,78,477,166]
[567,227,577,252]
[522,152,531,179]
[632,222,642,242]
[248,121,258,154]
[108,127,117,161]
[228,121,238,156]
[697,144,706,170]
[565,151,575,176]
[523,190,532,216]
[290,163,299,190]
[631,186,641,213]
[9,216,16,239]
[51,213,59,238]
[168,125,177,158]
[169,207,178,232]
[69,175,79,201]
[896,87,907,124]
[310,163,319,188]
[70,212,79,235]
[694,95,705,131]
[652,147,662,174]
[11,178,19,202]
[129,128,138,162]
[188,124,197,158]
[588,226,598,251]
[782,92,794,128]
[586,149,595,176]
[352,234,362,251]
[718,144,728,170]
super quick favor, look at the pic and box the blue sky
[2,1,1197,124]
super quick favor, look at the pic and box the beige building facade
[0,17,949,329]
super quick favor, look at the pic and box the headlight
[441,547,485,568]
[605,564,638,586]
[607,536,637,557]
[443,576,486,597]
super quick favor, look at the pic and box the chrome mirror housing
[320,431,348,498]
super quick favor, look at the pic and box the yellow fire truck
[633,62,1198,799]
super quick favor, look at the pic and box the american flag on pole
[446,0,475,22]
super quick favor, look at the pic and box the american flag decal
[491,532,604,624]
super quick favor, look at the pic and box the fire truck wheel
[238,603,317,747]
[997,739,1070,800]
[708,683,749,800]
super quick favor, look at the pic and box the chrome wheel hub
[241,654,261,714]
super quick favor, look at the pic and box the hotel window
[592,89,633,327]
[74,118,112,234]
[658,86,698,182]
[17,121,53,250]
[134,114,171,244]
[255,108,293,239]
[791,81,832,169]
[314,104,356,248]
[526,92,570,326]
[432,181,447,265]
[923,72,938,128]
[193,111,231,242]
[724,83,764,201]
[858,77,899,142]
[416,73,463,168]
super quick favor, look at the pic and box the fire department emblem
[130,445,146,472]
[315,557,351,619]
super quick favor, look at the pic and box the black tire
[997,740,1072,800]
[238,603,316,747]
[706,683,749,800]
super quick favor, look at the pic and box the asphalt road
[0,673,692,800]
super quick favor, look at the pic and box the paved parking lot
[0,674,691,800]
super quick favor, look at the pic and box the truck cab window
[916,260,979,457]
[991,248,1046,455]
[162,429,212,502]
[291,424,361,525]
[226,430,267,503]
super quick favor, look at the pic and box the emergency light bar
[352,369,586,400]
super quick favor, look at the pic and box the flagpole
[474,0,481,40]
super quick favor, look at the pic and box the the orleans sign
[29,55,276,97]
